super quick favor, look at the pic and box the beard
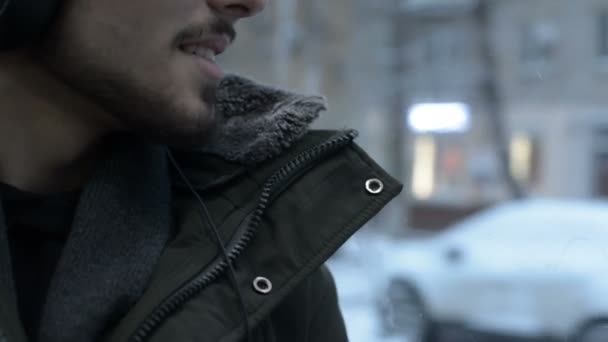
[37,21,220,148]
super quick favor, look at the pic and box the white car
[377,199,608,342]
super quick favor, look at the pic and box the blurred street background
[221,0,608,341]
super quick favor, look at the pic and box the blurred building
[403,0,608,203]
[399,0,506,206]
[489,0,608,198]
[402,0,608,229]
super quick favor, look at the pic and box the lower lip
[182,51,224,80]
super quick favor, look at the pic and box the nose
[207,0,268,19]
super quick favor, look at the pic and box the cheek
[50,0,213,113]
[63,1,178,58]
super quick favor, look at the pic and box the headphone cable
[166,148,253,342]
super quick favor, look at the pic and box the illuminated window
[408,102,471,133]
[509,132,540,185]
[412,135,437,200]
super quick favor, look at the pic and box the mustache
[176,18,237,44]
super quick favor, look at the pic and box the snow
[328,233,406,342]
[339,299,408,342]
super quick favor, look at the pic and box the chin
[113,80,220,145]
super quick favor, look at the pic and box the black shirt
[0,183,79,341]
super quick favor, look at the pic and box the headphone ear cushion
[0,0,61,51]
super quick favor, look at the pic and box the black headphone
[0,0,61,50]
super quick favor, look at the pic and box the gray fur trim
[201,75,327,165]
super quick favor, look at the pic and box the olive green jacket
[109,130,401,342]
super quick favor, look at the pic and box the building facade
[489,0,608,198]
[401,0,608,205]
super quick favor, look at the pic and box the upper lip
[179,34,231,56]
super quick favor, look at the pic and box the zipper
[129,130,358,342]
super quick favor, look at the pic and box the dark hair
[0,0,61,51]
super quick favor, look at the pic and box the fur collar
[199,75,327,165]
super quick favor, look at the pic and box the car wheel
[378,279,434,342]
[576,321,608,342]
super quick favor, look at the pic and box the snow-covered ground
[341,304,382,342]
[340,303,407,342]
[327,233,405,342]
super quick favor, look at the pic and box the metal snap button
[252,276,273,294]
[365,178,384,195]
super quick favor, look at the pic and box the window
[425,29,460,65]
[597,10,608,58]
[509,132,541,186]
[521,21,559,66]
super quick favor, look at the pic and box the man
[0,0,402,341]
